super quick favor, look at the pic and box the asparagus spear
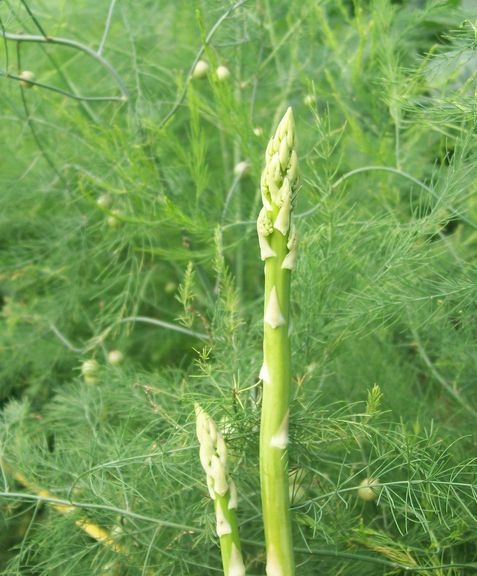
[257,107,298,576]
[195,404,245,576]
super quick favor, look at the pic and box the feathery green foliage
[1,0,477,574]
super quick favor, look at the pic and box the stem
[260,233,294,575]
[1,460,128,555]
[257,107,298,575]
[1,31,129,101]
[98,0,118,56]
[215,491,244,576]
[119,315,210,341]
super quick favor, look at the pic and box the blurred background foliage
[1,0,477,573]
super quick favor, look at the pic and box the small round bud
[96,194,111,208]
[192,59,209,79]
[357,477,380,502]
[81,359,99,385]
[216,65,230,81]
[19,70,35,88]
[304,94,316,106]
[164,281,177,294]
[233,160,250,177]
[107,209,122,228]
[107,350,124,365]
[253,127,263,137]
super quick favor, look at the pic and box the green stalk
[258,107,298,576]
[214,490,244,576]
[195,404,245,576]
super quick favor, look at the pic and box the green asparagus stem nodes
[258,107,298,576]
[195,404,245,576]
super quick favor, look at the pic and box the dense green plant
[1,0,477,574]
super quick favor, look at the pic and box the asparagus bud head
[257,107,298,268]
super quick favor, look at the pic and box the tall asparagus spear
[257,107,298,576]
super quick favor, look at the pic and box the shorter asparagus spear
[195,404,245,576]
